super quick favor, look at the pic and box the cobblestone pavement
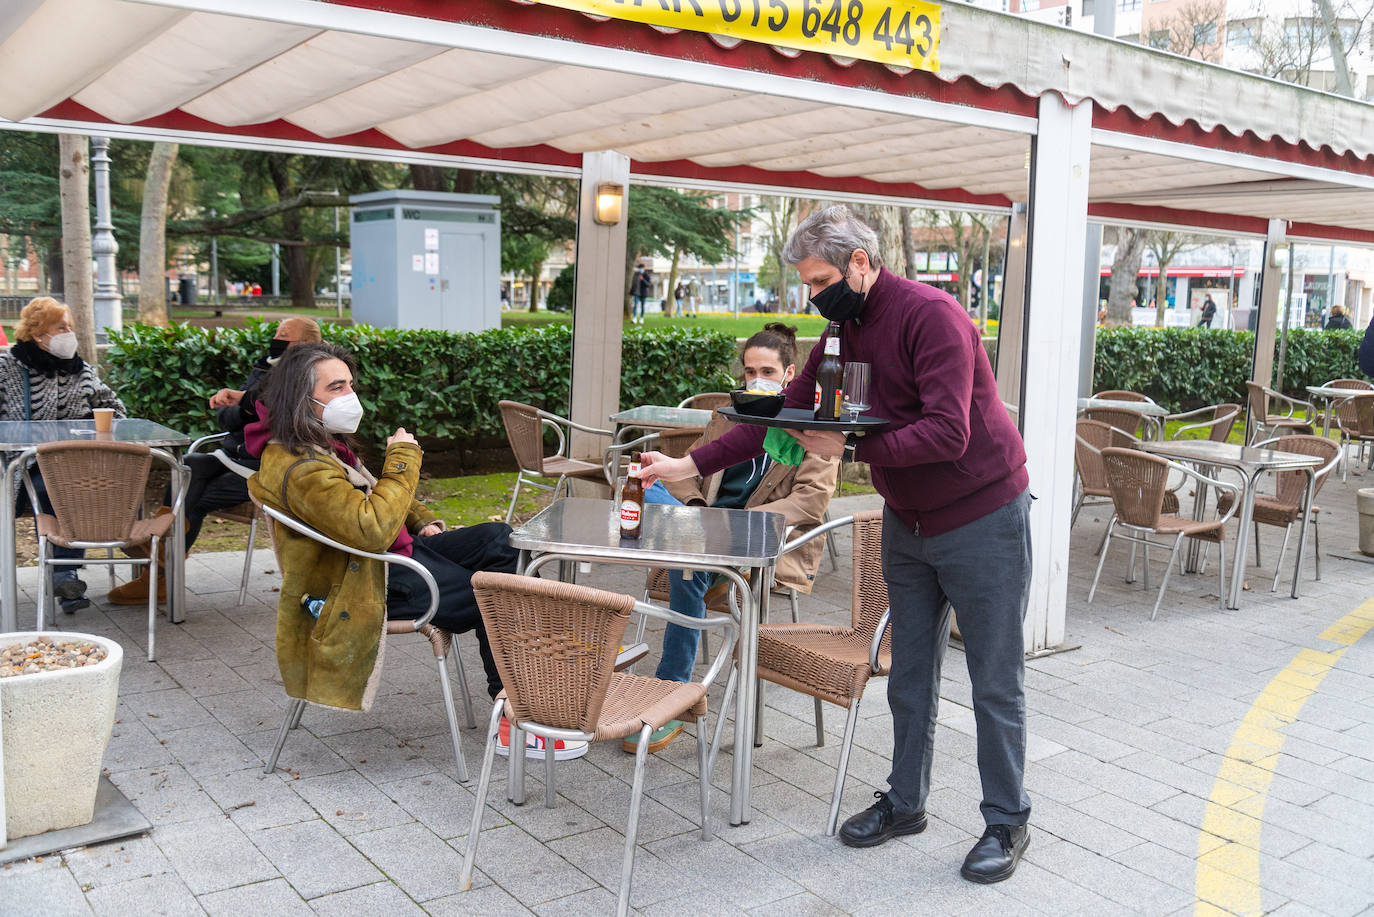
[3,470,1374,915]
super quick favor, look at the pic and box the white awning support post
[1252,217,1288,396]
[1079,225,1103,397]
[995,203,1029,414]
[1020,94,1093,654]
[569,150,630,463]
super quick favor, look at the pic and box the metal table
[1305,383,1370,437]
[609,405,712,445]
[1077,397,1170,439]
[0,419,192,632]
[1141,440,1320,608]
[509,496,784,826]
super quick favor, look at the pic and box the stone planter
[1,632,122,841]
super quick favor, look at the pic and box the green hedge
[1091,327,1364,411]
[104,321,737,447]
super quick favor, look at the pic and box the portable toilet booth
[349,190,501,332]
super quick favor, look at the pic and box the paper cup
[92,409,114,433]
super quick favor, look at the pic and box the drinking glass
[842,362,871,422]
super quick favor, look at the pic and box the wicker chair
[1088,447,1241,620]
[1330,388,1374,481]
[1165,403,1240,443]
[462,572,735,917]
[257,503,478,784]
[752,511,892,835]
[1092,390,1150,402]
[677,392,731,411]
[1074,420,1180,528]
[498,401,612,523]
[636,564,800,664]
[1217,434,1342,592]
[187,432,259,605]
[22,441,186,661]
[1245,382,1315,443]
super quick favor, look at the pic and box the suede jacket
[248,440,438,712]
[667,414,839,594]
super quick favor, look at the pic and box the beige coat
[666,414,839,593]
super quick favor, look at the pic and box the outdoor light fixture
[594,182,624,225]
[1269,242,1290,269]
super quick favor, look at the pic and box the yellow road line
[1194,598,1374,915]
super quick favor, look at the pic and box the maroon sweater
[692,268,1028,536]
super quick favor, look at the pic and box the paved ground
[3,471,1374,915]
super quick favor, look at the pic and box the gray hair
[261,341,358,456]
[782,205,884,272]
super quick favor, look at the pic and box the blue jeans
[633,295,646,319]
[644,481,712,683]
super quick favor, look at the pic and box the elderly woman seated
[0,296,125,612]
[246,342,518,715]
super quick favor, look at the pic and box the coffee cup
[93,408,114,433]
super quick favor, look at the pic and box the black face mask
[809,270,867,323]
[268,338,290,359]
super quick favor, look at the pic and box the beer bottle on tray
[620,452,645,539]
[814,321,844,422]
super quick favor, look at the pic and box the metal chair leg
[1216,539,1228,610]
[289,701,306,729]
[822,507,840,572]
[238,515,257,606]
[264,698,306,774]
[827,698,863,836]
[509,724,527,806]
[146,538,159,662]
[460,703,504,892]
[618,724,653,917]
[448,641,477,729]
[433,648,470,783]
[1270,523,1293,593]
[814,698,826,747]
[709,664,737,778]
[34,536,48,631]
[1254,521,1262,566]
[1088,520,1116,603]
[503,474,525,525]
[544,744,556,809]
[1150,533,1185,621]
[1314,515,1322,581]
[696,716,712,840]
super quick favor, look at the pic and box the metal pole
[1226,244,1237,330]
[1276,255,1295,388]
[271,243,280,297]
[335,205,343,318]
[210,208,219,306]
[90,136,121,341]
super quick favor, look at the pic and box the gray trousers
[881,490,1032,827]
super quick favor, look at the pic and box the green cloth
[763,427,805,466]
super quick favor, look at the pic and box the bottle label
[627,462,641,477]
[620,501,641,529]
[824,336,840,355]
[814,383,822,410]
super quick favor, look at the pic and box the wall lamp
[1269,242,1289,269]
[594,182,624,225]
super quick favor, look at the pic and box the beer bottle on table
[814,321,844,422]
[620,452,645,539]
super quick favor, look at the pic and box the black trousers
[177,453,255,549]
[385,523,518,699]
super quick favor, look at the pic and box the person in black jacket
[1325,305,1353,330]
[107,318,320,604]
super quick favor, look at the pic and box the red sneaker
[494,717,588,761]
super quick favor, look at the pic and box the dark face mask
[809,269,867,323]
[268,338,290,359]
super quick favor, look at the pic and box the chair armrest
[781,514,854,555]
[151,449,191,520]
[603,433,660,484]
[632,598,737,690]
[537,409,612,439]
[869,607,891,674]
[1167,405,1239,440]
[189,432,228,454]
[1266,390,1315,420]
[260,504,440,630]
[211,449,255,481]
[1165,461,1242,525]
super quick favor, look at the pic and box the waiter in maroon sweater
[641,206,1032,884]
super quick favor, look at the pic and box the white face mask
[746,377,783,394]
[312,392,364,434]
[45,331,78,360]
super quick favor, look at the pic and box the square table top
[609,405,713,428]
[0,419,191,451]
[510,497,785,567]
[1077,397,1169,417]
[1141,439,1322,471]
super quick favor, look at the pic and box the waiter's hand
[791,428,846,459]
[638,451,698,488]
[209,388,244,409]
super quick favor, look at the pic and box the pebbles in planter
[1,637,108,677]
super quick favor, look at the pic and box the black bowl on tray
[729,389,785,418]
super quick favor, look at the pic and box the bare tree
[138,142,178,327]
[850,203,906,278]
[58,135,96,366]
[1146,231,1205,326]
[1314,0,1357,95]
[757,196,798,309]
[1106,227,1146,327]
[1150,0,1228,61]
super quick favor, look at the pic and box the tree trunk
[138,141,177,327]
[1154,268,1170,327]
[666,247,681,316]
[1106,228,1145,327]
[1313,0,1355,97]
[58,135,96,366]
[899,208,917,280]
[528,258,544,311]
[266,157,317,309]
[850,204,904,276]
[410,164,449,192]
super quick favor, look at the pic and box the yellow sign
[533,0,941,72]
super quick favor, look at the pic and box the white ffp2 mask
[46,331,78,360]
[313,392,364,434]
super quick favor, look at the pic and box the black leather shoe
[838,791,927,848]
[54,578,87,600]
[961,824,1029,883]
